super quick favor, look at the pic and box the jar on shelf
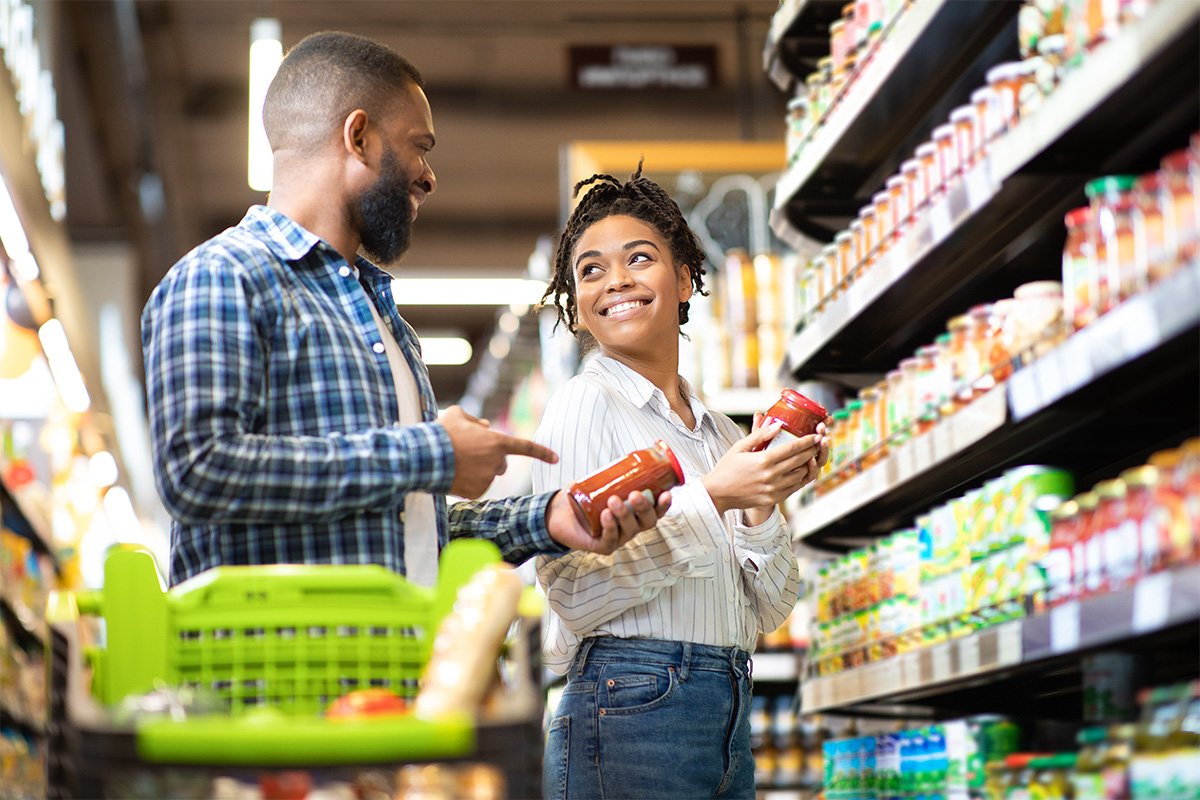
[1074,490,1102,598]
[1036,33,1070,88]
[834,230,854,296]
[932,123,960,192]
[900,157,924,218]
[845,399,864,468]
[933,332,957,417]
[858,206,878,269]
[1093,478,1133,593]
[911,346,940,432]
[1085,175,1137,315]
[970,86,1006,149]
[887,174,910,238]
[898,357,922,435]
[859,386,883,466]
[830,18,851,74]
[1132,172,1167,289]
[886,367,910,444]
[1045,498,1081,606]
[816,57,835,118]
[1062,206,1095,330]
[829,408,852,476]
[985,61,1037,129]
[915,142,940,204]
[949,105,979,172]
[872,378,890,458]
[819,243,838,309]
[1145,447,1192,570]
[786,95,810,165]
[1019,1,1046,58]
[946,314,973,405]
[873,190,893,255]
[1010,280,1065,360]
[1160,149,1199,267]
[805,69,827,123]
[968,303,1002,395]
[849,219,866,282]
[1119,465,1159,580]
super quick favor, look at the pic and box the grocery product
[565,440,685,535]
[753,388,829,453]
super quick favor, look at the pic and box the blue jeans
[543,637,755,800]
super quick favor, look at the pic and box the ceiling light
[37,318,90,412]
[247,18,282,192]
[391,278,547,306]
[420,336,473,366]
[89,450,119,488]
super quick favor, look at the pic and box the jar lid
[787,96,808,110]
[847,399,863,411]
[835,230,853,242]
[970,86,998,102]
[948,314,971,330]
[949,105,975,123]
[821,243,838,254]
[830,19,847,31]
[872,190,890,204]
[915,142,938,157]
[850,219,864,231]
[805,71,824,84]
[886,175,907,189]
[899,357,921,369]
[1014,280,1063,299]
[1161,149,1194,172]
[1050,754,1078,769]
[1119,465,1159,487]
[886,369,904,379]
[1074,491,1099,510]
[932,123,956,139]
[1064,206,1091,226]
[1037,34,1068,55]
[1147,449,1181,469]
[1084,175,1136,197]
[868,21,883,34]
[779,387,829,420]
[986,62,1029,83]
[1135,171,1164,191]
[655,439,686,485]
[900,158,921,173]
[817,56,833,68]
[859,205,876,218]
[1050,499,1079,520]
[832,409,851,420]
[859,386,879,399]
[1094,479,1127,499]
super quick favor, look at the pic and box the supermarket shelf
[801,564,1200,714]
[702,387,783,418]
[762,0,843,92]
[790,265,1200,547]
[0,475,57,564]
[1,596,45,652]
[752,651,802,683]
[0,701,45,738]
[1008,261,1200,422]
[771,0,1016,239]
[783,0,1200,376]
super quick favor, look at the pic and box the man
[141,31,668,586]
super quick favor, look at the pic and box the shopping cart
[45,539,544,799]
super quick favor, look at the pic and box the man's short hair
[263,31,424,152]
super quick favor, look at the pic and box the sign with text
[569,45,718,90]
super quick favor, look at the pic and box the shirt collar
[240,206,393,285]
[584,355,713,431]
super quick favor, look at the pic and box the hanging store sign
[569,45,718,90]
[0,0,66,221]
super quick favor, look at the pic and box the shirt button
[338,266,352,278]
[372,342,385,354]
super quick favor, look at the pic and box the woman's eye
[629,252,652,265]
[580,264,601,278]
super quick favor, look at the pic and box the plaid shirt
[142,205,564,585]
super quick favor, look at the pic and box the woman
[533,165,829,799]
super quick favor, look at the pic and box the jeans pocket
[599,664,676,714]
[543,714,570,800]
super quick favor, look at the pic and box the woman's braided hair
[541,161,708,334]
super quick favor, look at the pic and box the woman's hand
[702,414,827,520]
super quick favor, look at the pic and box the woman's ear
[677,264,694,303]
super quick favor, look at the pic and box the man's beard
[355,146,414,264]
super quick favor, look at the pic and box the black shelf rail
[801,563,1200,716]
[762,0,844,93]
[1,595,45,653]
[782,0,1200,378]
[0,474,59,570]
[789,261,1200,548]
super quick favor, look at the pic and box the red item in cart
[753,388,829,452]
[567,440,684,535]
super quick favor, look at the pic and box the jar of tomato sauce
[1045,499,1081,606]
[753,388,830,453]
[1073,491,1100,599]
[567,440,685,535]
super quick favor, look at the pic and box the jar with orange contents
[946,315,972,405]
[1160,149,1199,266]
[886,367,910,445]
[872,378,890,458]
[1120,465,1160,583]
[915,142,940,203]
[932,124,960,192]
[834,231,853,297]
[949,105,979,172]
[911,346,940,432]
[849,220,866,283]
[1132,172,1167,289]
[985,62,1036,130]
[859,206,878,268]
[1145,448,1192,570]
[845,399,864,469]
[1085,175,1136,315]
[1180,439,1200,561]
[1061,206,1094,330]
[970,86,1005,151]
[886,175,909,239]
[859,386,883,466]
[969,303,1002,394]
[830,19,851,74]
[933,332,957,418]
[901,157,924,216]
[872,190,892,256]
[815,244,835,311]
[898,357,922,435]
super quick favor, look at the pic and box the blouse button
[338,266,352,278]
[372,342,385,354]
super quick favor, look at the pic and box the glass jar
[872,190,892,255]
[1074,491,1102,599]
[798,263,816,325]
[1062,206,1094,330]
[859,387,882,466]
[933,123,960,191]
[1017,56,1052,120]
[1120,465,1158,583]
[970,86,1005,149]
[849,220,866,282]
[1132,172,1166,289]
[786,95,810,166]
[946,314,973,404]
[845,399,864,467]
[1036,33,1069,86]
[1011,280,1064,358]
[568,440,685,534]
[1146,448,1192,570]
[872,378,890,458]
[899,356,925,434]
[830,408,852,476]
[805,69,827,122]
[901,157,924,216]
[969,304,1001,395]
[886,367,910,444]
[949,105,979,172]
[816,57,835,118]
[985,61,1037,129]
[1102,723,1135,800]
[1160,149,1199,267]
[753,388,829,452]
[859,207,878,268]
[1093,478,1133,593]
[1085,175,1137,315]
[834,231,854,296]
[819,243,838,309]
[887,174,909,238]
[1045,499,1080,606]
[915,142,940,203]
[912,345,940,432]
[830,19,851,73]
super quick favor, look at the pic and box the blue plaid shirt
[142,205,565,585]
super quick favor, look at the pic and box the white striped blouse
[532,355,800,675]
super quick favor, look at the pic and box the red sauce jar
[567,440,685,535]
[752,388,829,452]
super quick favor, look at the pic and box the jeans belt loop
[573,637,597,679]
[679,642,691,682]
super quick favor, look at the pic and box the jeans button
[607,679,615,687]
[599,708,606,716]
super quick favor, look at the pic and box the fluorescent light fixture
[88,450,119,488]
[391,278,547,306]
[12,251,38,280]
[0,178,29,259]
[248,18,282,192]
[421,336,473,366]
[37,318,90,412]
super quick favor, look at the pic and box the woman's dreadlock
[540,161,708,334]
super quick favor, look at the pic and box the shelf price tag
[1132,571,1172,633]
[932,644,952,683]
[997,621,1022,665]
[929,201,954,242]
[959,634,981,674]
[1051,602,1081,653]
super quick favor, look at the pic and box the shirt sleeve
[731,507,800,635]
[531,376,717,638]
[447,491,567,564]
[141,246,455,525]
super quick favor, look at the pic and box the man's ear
[342,109,371,164]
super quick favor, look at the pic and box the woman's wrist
[700,475,730,516]
[744,506,774,527]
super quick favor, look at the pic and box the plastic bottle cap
[970,87,998,103]
[900,159,921,174]
[835,231,853,242]
[949,105,976,123]
[873,190,890,204]
[1064,206,1091,227]
[1161,149,1194,172]
[915,142,938,157]
[887,175,907,189]
[1084,175,1137,198]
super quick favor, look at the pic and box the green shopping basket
[64,538,506,766]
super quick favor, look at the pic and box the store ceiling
[55,0,785,404]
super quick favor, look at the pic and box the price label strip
[1132,571,1172,633]
[1051,602,1081,653]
